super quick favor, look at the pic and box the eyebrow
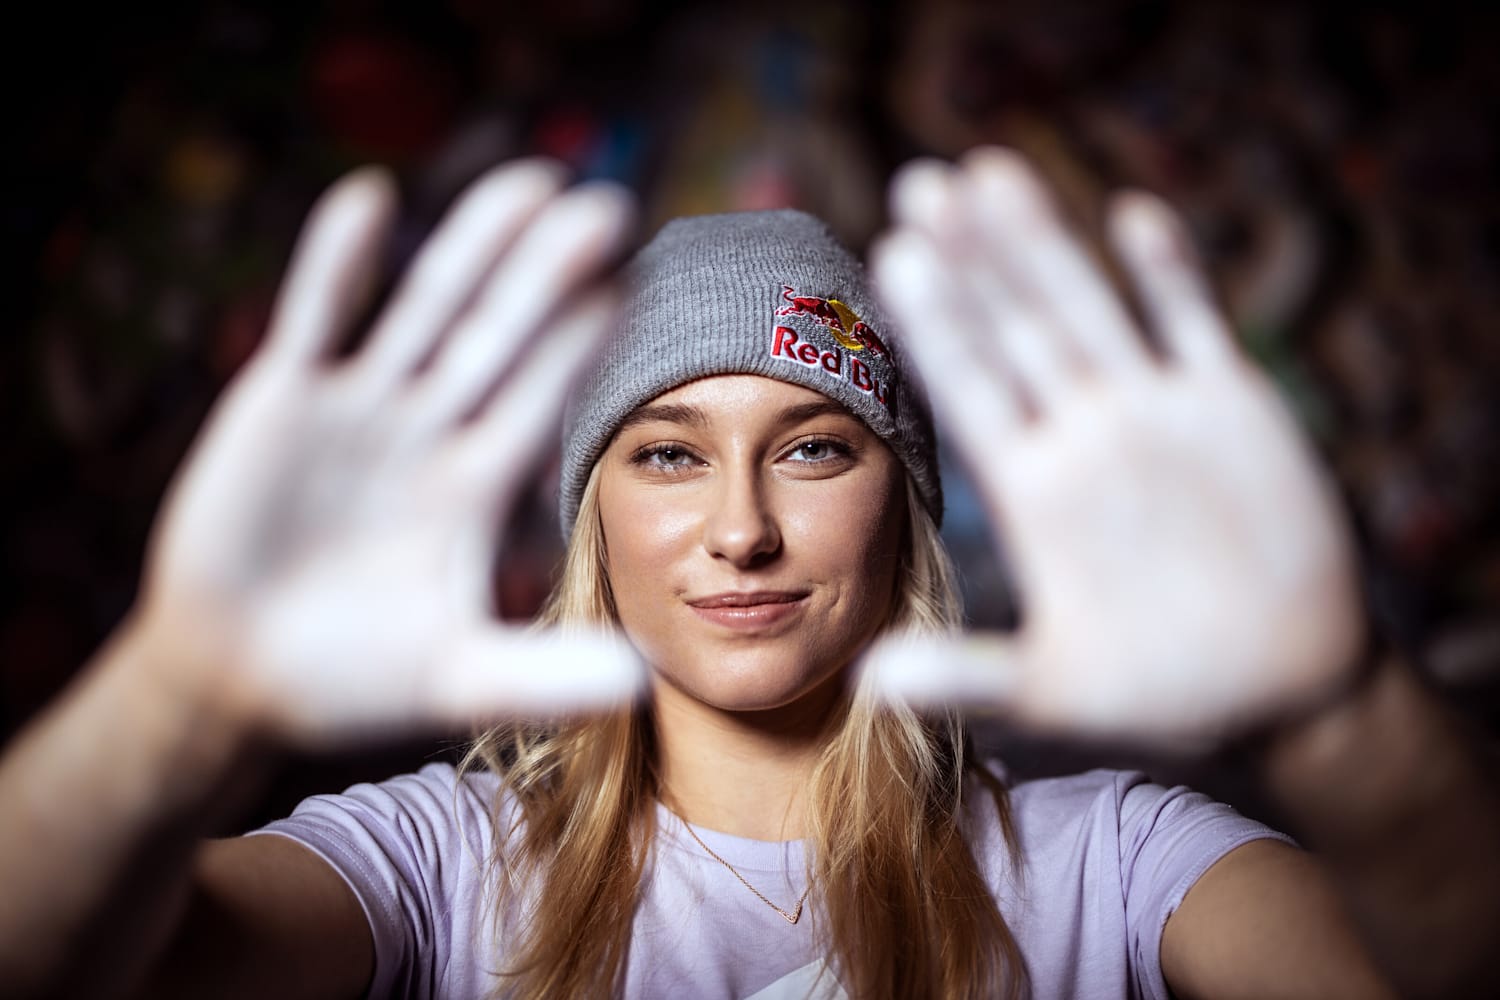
[614,398,857,435]
[775,400,857,425]
[615,403,710,434]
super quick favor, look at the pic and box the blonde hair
[464,462,1024,999]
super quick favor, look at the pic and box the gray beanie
[558,208,941,538]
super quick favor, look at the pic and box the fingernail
[1115,192,1187,264]
[968,150,1047,215]
[892,160,956,225]
[872,233,944,307]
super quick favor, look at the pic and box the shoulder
[966,762,1294,921]
[264,761,508,846]
[965,765,1294,999]
[970,765,1193,842]
[979,765,1283,848]
[249,762,515,999]
[250,760,515,924]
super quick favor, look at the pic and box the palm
[870,150,1363,743]
[993,364,1359,735]
[140,162,641,744]
[159,369,496,736]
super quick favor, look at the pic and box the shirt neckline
[655,800,809,875]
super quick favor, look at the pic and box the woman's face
[597,374,907,714]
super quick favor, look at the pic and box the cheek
[779,471,907,627]
[597,480,694,622]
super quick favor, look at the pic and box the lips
[686,591,808,608]
[685,591,809,630]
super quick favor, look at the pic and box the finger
[861,631,1024,709]
[890,162,1073,403]
[949,250,1075,405]
[347,159,567,399]
[402,182,635,438]
[863,634,1221,752]
[929,220,1076,407]
[889,156,958,229]
[419,625,646,721]
[870,230,1026,451]
[959,147,1149,373]
[454,287,622,498]
[262,168,397,369]
[1108,192,1238,369]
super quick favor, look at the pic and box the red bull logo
[769,285,892,409]
[775,285,890,357]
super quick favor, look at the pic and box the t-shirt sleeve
[1115,774,1297,1000]
[245,762,501,1000]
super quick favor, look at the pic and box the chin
[651,645,854,714]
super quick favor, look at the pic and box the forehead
[634,374,853,419]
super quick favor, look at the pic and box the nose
[701,464,781,568]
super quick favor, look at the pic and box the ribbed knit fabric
[558,209,941,538]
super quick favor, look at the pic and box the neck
[652,676,846,842]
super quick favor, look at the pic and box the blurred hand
[867,148,1364,747]
[134,161,642,746]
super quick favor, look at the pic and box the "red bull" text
[770,325,889,408]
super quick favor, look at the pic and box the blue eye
[653,447,688,464]
[786,438,848,463]
[631,443,699,470]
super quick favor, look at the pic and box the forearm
[0,613,266,999]
[1259,655,1500,999]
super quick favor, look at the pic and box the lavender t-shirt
[253,763,1290,999]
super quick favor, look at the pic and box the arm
[141,836,372,1000]
[1258,658,1500,998]
[1163,658,1500,1000]
[0,161,639,999]
[0,618,370,1000]
[1161,839,1394,1000]
[0,622,276,999]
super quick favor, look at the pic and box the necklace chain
[679,820,812,925]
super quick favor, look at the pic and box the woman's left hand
[866,148,1365,746]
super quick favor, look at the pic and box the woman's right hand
[131,160,643,747]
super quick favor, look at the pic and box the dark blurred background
[3,0,1498,828]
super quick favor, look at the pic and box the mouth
[684,591,810,630]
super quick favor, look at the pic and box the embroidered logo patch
[769,285,893,410]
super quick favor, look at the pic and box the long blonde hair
[464,462,1024,999]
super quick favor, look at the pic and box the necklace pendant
[677,814,813,927]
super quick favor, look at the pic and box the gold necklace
[679,819,813,925]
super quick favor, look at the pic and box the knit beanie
[558,208,941,538]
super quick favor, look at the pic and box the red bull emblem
[775,285,890,357]
[769,284,892,409]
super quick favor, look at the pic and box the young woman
[0,152,1495,1000]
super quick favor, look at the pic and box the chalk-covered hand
[867,149,1364,746]
[134,162,642,746]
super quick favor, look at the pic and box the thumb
[417,624,647,725]
[862,631,1238,754]
[861,631,1028,710]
